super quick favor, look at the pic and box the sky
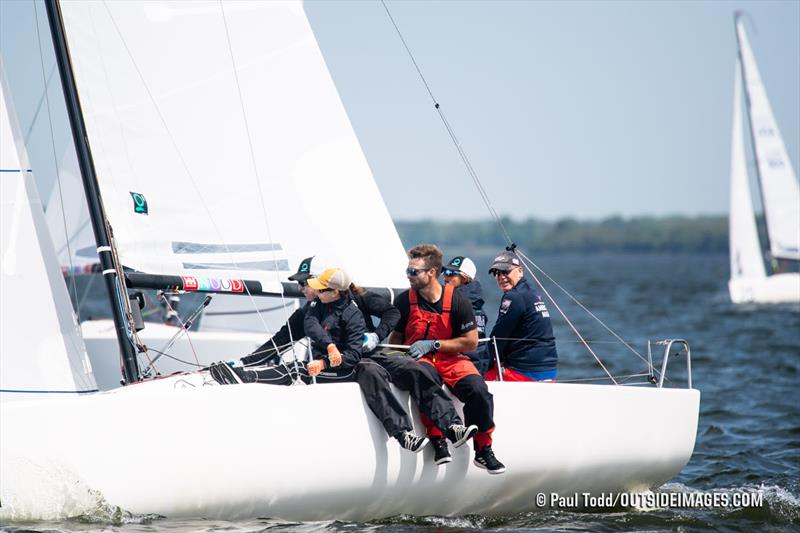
[2,0,798,224]
[304,0,800,222]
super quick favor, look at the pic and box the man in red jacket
[388,244,505,474]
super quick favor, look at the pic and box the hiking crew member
[353,279,477,454]
[238,256,318,367]
[302,268,366,382]
[443,255,489,375]
[389,244,506,474]
[486,251,558,382]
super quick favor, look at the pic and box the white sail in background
[0,71,97,399]
[59,0,408,292]
[729,63,766,284]
[736,18,800,261]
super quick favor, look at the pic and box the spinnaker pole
[44,0,140,384]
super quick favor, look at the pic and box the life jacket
[406,285,454,360]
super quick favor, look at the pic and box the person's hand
[362,332,379,352]
[226,359,242,368]
[307,360,324,377]
[408,340,437,359]
[326,344,342,367]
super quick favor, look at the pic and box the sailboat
[1,0,699,521]
[728,14,800,304]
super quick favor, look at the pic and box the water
[3,252,798,532]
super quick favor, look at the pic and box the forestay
[0,73,97,399]
[58,0,408,291]
[728,63,766,281]
[735,18,800,261]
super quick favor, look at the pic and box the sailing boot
[209,362,243,385]
[446,424,478,448]
[474,445,506,475]
[395,431,429,453]
[431,437,452,465]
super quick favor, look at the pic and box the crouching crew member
[211,267,365,385]
[389,244,506,474]
[487,251,558,382]
[443,255,489,374]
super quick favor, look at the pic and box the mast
[733,11,773,270]
[44,0,140,384]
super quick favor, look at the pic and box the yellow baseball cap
[307,268,351,291]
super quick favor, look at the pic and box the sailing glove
[408,340,437,359]
[362,332,380,352]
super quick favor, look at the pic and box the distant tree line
[395,215,728,253]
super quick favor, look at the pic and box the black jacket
[304,294,366,372]
[351,290,400,341]
[242,304,307,366]
[488,278,558,373]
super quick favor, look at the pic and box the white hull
[81,320,265,390]
[728,273,800,304]
[0,377,700,521]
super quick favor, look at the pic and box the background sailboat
[728,14,800,304]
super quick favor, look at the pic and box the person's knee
[453,374,492,402]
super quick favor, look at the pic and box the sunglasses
[492,269,513,277]
[297,280,307,288]
[406,267,430,277]
[319,287,335,293]
[442,268,461,277]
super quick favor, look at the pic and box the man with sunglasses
[486,251,558,382]
[388,244,505,474]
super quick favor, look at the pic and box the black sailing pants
[355,351,462,438]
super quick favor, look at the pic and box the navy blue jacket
[488,278,557,373]
[304,295,366,372]
[457,280,487,338]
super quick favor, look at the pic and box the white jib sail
[58,0,409,292]
[736,19,800,261]
[729,62,766,282]
[0,69,97,399]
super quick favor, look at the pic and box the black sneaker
[446,424,478,448]
[209,362,243,385]
[396,431,429,453]
[473,445,506,474]
[431,437,452,465]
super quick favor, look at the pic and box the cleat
[209,361,243,385]
[431,437,452,465]
[473,445,506,475]
[446,424,478,448]
[396,431,429,453]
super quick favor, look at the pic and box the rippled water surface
[3,252,798,532]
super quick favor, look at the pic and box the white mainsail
[0,69,97,400]
[58,0,408,292]
[728,62,766,284]
[735,18,800,262]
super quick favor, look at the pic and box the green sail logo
[130,192,148,215]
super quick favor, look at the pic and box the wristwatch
[433,340,442,351]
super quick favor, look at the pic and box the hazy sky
[2,1,798,224]
[305,0,800,222]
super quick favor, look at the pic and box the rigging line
[515,248,653,371]
[32,2,86,360]
[145,347,205,368]
[218,1,294,341]
[381,3,633,383]
[513,250,617,384]
[160,293,201,369]
[23,63,56,145]
[380,0,514,247]
[100,2,277,334]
